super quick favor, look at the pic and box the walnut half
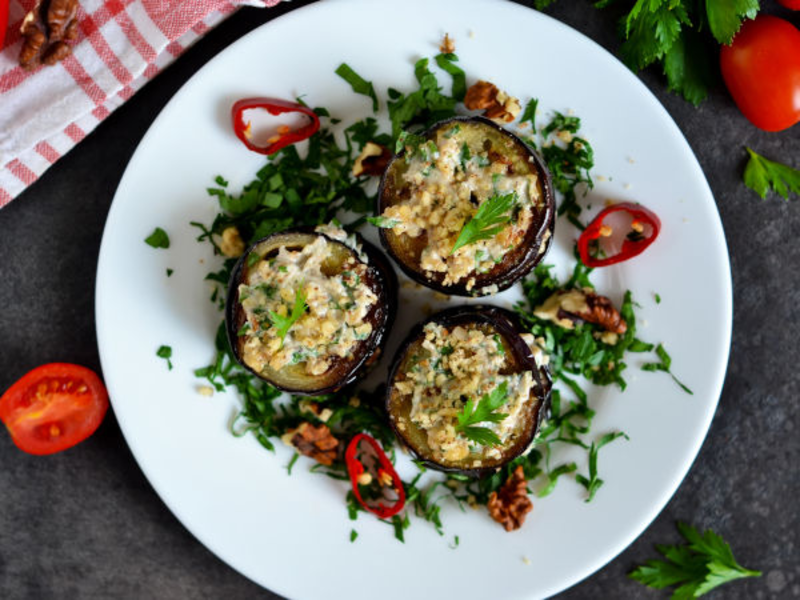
[19,0,79,69]
[464,80,521,124]
[488,465,533,531]
[286,422,340,466]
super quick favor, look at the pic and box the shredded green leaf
[145,227,170,249]
[335,63,379,112]
[156,345,173,370]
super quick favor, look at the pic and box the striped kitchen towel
[0,0,284,208]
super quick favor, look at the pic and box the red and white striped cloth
[0,0,283,208]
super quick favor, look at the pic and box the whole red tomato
[777,0,800,9]
[720,15,800,131]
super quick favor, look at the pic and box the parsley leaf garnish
[450,192,516,255]
[743,147,800,201]
[268,284,308,348]
[455,381,510,446]
[629,522,761,598]
[156,345,173,370]
[145,227,170,249]
[335,63,379,112]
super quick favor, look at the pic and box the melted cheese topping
[381,125,543,289]
[394,322,536,464]
[238,234,377,376]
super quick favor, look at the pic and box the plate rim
[96,1,733,598]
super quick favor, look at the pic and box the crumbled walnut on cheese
[394,322,536,464]
[379,122,543,286]
[238,227,377,376]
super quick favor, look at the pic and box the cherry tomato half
[777,0,800,10]
[0,363,109,455]
[720,15,800,132]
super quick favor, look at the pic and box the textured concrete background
[1,1,798,598]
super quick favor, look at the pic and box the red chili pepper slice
[577,202,661,267]
[231,97,320,155]
[345,433,406,520]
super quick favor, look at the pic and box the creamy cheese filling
[238,234,377,376]
[380,125,543,288]
[394,322,536,464]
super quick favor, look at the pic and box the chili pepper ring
[231,97,321,155]
[345,433,406,520]
[578,202,661,267]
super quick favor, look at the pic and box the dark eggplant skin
[385,305,552,477]
[377,116,555,297]
[225,227,397,396]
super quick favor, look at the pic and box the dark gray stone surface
[1,2,798,599]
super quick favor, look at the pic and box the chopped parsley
[450,192,517,255]
[156,345,173,370]
[520,98,538,130]
[642,343,694,395]
[335,63,379,112]
[743,147,800,201]
[187,51,685,544]
[145,227,170,249]
[575,431,628,502]
[630,522,761,597]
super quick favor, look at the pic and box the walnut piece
[440,33,455,54]
[488,465,533,531]
[580,290,627,335]
[534,288,627,335]
[352,142,391,177]
[19,0,80,69]
[464,80,521,124]
[218,226,245,258]
[289,422,340,466]
[42,41,71,65]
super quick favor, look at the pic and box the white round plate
[96,1,732,599]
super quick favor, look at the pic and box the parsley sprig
[536,1,759,106]
[268,284,308,348]
[630,522,761,598]
[450,192,516,255]
[744,147,800,201]
[455,381,510,446]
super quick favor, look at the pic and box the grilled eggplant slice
[226,227,397,395]
[386,305,551,476]
[377,116,555,296]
